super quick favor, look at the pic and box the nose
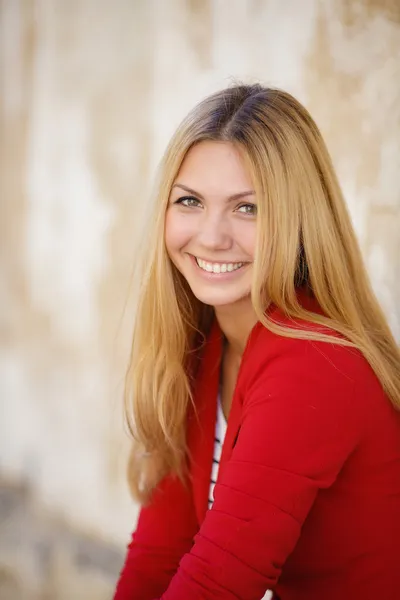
[196,210,232,251]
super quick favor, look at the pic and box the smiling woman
[114,84,400,600]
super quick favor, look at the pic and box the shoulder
[240,305,385,416]
[248,305,375,379]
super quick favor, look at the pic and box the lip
[189,253,249,265]
[188,254,250,279]
[194,254,249,265]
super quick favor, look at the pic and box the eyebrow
[172,183,256,202]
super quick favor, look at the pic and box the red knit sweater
[114,304,400,599]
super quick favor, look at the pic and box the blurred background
[0,0,399,598]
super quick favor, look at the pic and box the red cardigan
[114,305,400,600]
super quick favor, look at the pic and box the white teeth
[195,258,244,273]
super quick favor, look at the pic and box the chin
[190,287,251,308]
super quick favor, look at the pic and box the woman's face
[165,141,257,308]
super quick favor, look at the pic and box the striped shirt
[208,394,227,509]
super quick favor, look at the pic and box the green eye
[175,196,202,208]
[237,203,257,215]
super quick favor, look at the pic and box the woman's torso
[196,318,400,599]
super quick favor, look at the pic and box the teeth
[196,258,244,273]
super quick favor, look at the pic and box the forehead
[175,141,253,195]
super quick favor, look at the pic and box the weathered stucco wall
[0,0,399,597]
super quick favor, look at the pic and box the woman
[114,84,400,600]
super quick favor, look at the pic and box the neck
[214,296,258,357]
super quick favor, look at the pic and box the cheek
[165,211,193,254]
[234,222,256,257]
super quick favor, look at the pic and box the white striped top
[208,394,227,509]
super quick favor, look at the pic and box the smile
[195,257,245,274]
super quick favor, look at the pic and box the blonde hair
[125,84,400,504]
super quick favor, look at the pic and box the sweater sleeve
[113,472,198,600]
[158,339,368,599]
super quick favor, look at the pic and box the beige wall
[0,0,399,588]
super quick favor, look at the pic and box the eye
[236,203,257,216]
[174,196,202,208]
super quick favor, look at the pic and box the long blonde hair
[125,84,400,504]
